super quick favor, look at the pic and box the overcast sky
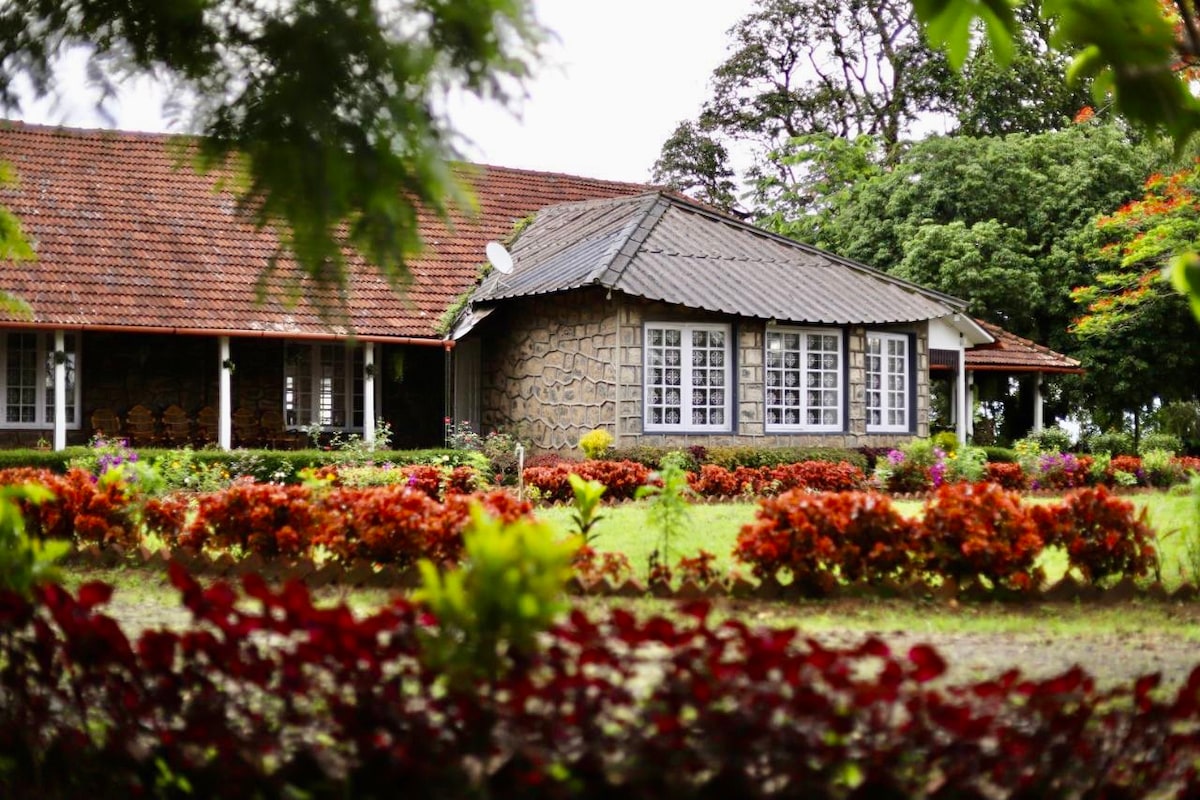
[9,0,756,184]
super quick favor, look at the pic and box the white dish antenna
[486,241,513,274]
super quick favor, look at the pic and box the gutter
[0,320,454,348]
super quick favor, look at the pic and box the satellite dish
[485,241,513,274]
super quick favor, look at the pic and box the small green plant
[931,431,959,456]
[1140,432,1183,456]
[414,505,577,688]
[1143,449,1184,488]
[0,482,65,596]
[578,428,614,460]
[567,473,606,544]
[635,451,693,573]
[1029,426,1074,454]
[1183,474,1200,586]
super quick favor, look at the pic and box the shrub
[703,445,867,471]
[979,445,1017,463]
[1032,486,1158,585]
[1110,454,1146,486]
[931,430,959,455]
[1140,432,1184,456]
[1025,426,1074,454]
[985,462,1026,490]
[1086,429,1136,456]
[522,460,651,503]
[7,577,1200,797]
[918,482,1044,592]
[688,461,866,498]
[572,545,634,585]
[733,490,918,592]
[1142,449,1185,488]
[578,428,615,460]
[873,439,940,494]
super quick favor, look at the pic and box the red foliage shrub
[5,576,1200,797]
[522,459,651,502]
[676,549,719,586]
[918,482,1044,592]
[733,490,918,592]
[139,494,191,541]
[573,545,635,585]
[985,462,1027,490]
[687,464,741,497]
[1175,456,1200,475]
[1032,486,1158,584]
[398,464,445,498]
[1109,455,1145,485]
[182,480,318,556]
[689,461,866,498]
[769,460,866,493]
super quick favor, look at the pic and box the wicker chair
[161,404,192,447]
[89,407,121,441]
[259,408,303,450]
[232,407,262,448]
[194,406,219,446]
[124,404,161,448]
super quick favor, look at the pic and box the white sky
[9,0,755,184]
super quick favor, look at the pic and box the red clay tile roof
[0,121,650,340]
[966,320,1084,374]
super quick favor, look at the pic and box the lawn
[537,490,1200,588]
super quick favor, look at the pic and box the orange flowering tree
[1072,167,1200,335]
[915,0,1200,321]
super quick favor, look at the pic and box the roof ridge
[590,193,670,287]
[648,192,970,312]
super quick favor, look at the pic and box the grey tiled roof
[473,192,966,324]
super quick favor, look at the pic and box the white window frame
[764,325,843,432]
[865,332,910,433]
[283,342,370,431]
[0,331,81,429]
[643,322,732,433]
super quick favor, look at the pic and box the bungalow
[0,121,1077,453]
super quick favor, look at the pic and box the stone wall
[477,290,618,452]
[476,293,931,454]
[615,299,929,451]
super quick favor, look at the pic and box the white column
[956,344,968,445]
[1032,375,1044,434]
[53,330,66,451]
[967,375,975,440]
[363,342,376,446]
[218,336,232,450]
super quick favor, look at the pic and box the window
[865,332,909,432]
[765,327,842,431]
[0,331,79,428]
[644,323,731,432]
[284,343,365,429]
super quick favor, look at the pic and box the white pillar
[956,344,968,445]
[363,342,376,446]
[967,375,975,440]
[218,336,232,450]
[1032,375,1044,434]
[53,330,66,451]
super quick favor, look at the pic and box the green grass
[539,490,1200,588]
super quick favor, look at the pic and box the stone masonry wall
[476,292,930,454]
[478,290,618,452]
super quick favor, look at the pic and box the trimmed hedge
[0,446,479,481]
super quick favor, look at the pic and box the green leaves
[0,482,64,596]
[1170,253,1200,320]
[414,504,576,687]
[0,0,544,305]
[913,0,1018,69]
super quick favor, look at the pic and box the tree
[651,0,956,208]
[950,1,1091,136]
[760,123,1165,352]
[914,0,1200,319]
[650,121,739,212]
[0,0,543,297]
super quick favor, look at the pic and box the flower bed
[2,571,1200,797]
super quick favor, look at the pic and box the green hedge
[980,446,1017,463]
[609,444,868,472]
[0,446,477,482]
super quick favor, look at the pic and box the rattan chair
[124,404,161,447]
[89,407,121,441]
[161,404,192,447]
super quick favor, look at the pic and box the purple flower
[886,449,905,466]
